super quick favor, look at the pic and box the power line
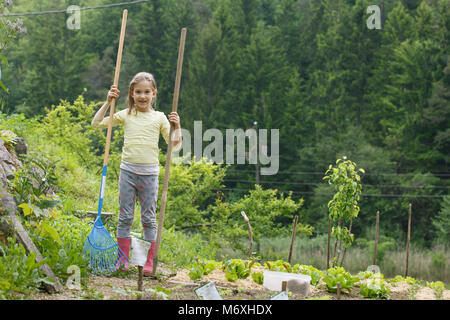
[223,179,450,189]
[0,0,150,17]
[226,169,450,177]
[215,187,447,198]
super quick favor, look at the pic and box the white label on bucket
[130,237,151,266]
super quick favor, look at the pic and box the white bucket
[263,270,311,296]
[130,237,151,266]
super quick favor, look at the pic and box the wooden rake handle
[152,27,187,276]
[103,9,128,167]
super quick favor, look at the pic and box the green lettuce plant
[322,266,358,294]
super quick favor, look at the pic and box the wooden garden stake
[327,216,331,269]
[281,281,287,292]
[405,203,412,277]
[137,266,143,300]
[373,211,380,265]
[152,28,187,276]
[337,282,341,300]
[288,216,298,264]
[241,211,253,258]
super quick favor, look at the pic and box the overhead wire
[223,179,450,189]
[215,187,447,198]
[0,0,150,17]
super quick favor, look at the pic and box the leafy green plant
[293,264,325,286]
[223,259,254,282]
[427,281,445,299]
[188,259,221,282]
[323,158,364,267]
[251,272,264,285]
[8,154,63,246]
[8,154,61,212]
[0,236,52,299]
[322,267,359,294]
[389,275,417,285]
[0,130,16,150]
[359,274,390,299]
[356,270,375,280]
[32,210,91,283]
[264,260,292,272]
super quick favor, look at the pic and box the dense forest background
[1,0,449,248]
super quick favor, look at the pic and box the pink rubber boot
[116,238,131,271]
[143,242,157,276]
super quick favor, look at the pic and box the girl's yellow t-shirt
[92,108,171,164]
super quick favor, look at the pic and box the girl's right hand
[107,85,120,103]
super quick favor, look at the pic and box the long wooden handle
[152,27,187,275]
[103,9,128,166]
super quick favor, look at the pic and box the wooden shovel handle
[103,9,128,167]
[152,27,187,275]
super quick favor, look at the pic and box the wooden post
[137,266,143,300]
[281,281,287,292]
[241,211,253,258]
[327,216,331,269]
[373,211,380,265]
[405,203,412,277]
[337,282,341,300]
[288,216,298,264]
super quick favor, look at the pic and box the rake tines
[83,217,129,273]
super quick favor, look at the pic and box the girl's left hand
[168,112,180,128]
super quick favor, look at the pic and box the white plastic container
[130,237,151,266]
[263,270,311,296]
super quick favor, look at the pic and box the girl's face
[130,80,156,111]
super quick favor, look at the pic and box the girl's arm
[92,85,120,125]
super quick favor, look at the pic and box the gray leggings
[117,169,159,242]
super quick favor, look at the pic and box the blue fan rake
[83,167,129,273]
[83,9,128,273]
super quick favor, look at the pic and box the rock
[14,137,28,156]
[0,130,25,217]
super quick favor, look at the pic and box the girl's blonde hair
[126,72,157,114]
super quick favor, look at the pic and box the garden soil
[28,264,450,300]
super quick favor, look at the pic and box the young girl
[92,72,181,276]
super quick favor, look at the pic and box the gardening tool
[83,9,128,273]
[151,27,187,276]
